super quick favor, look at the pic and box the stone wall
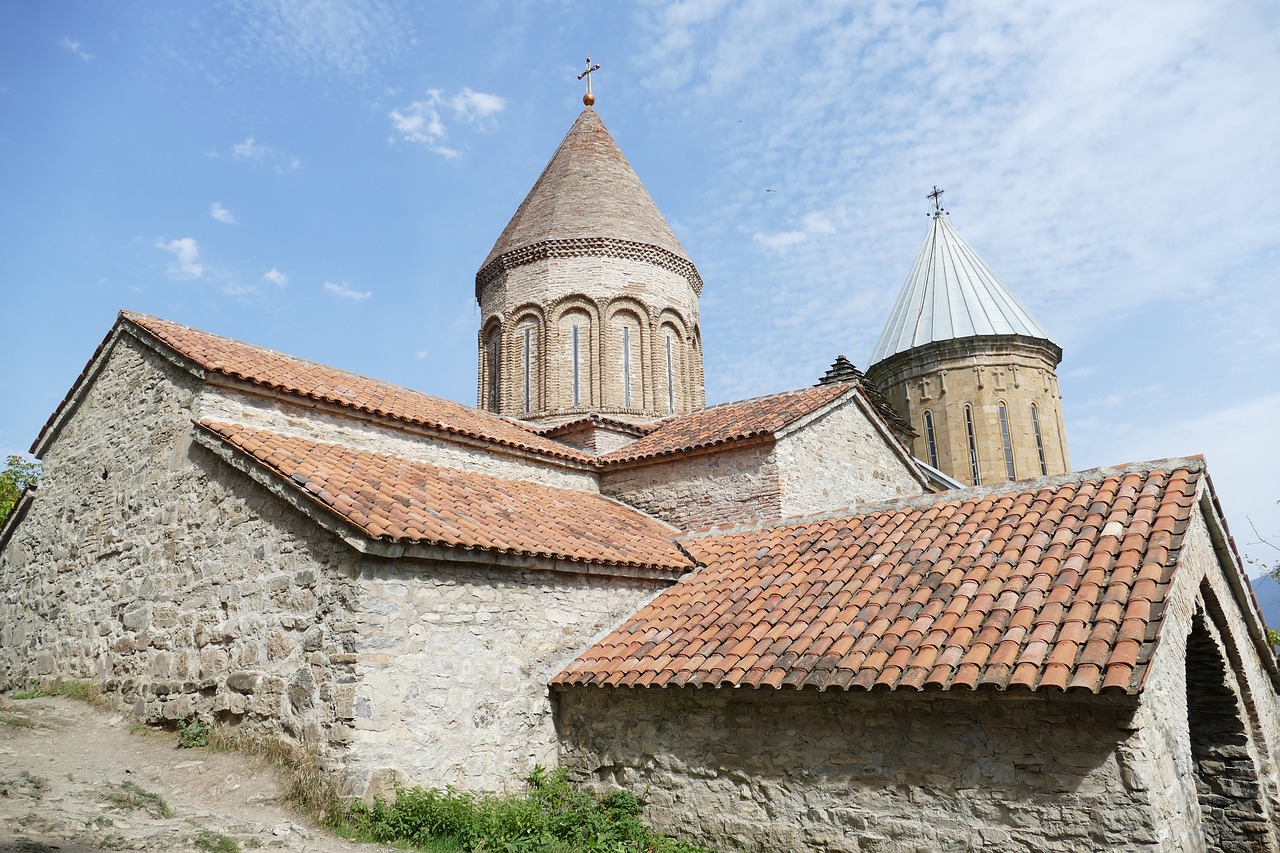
[555,686,1157,852]
[0,337,364,762]
[0,335,672,795]
[867,335,1068,487]
[600,442,781,531]
[477,254,704,422]
[1128,510,1280,850]
[198,387,598,492]
[775,397,923,517]
[342,557,666,794]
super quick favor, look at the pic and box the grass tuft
[100,779,173,819]
[10,678,111,709]
[193,829,241,853]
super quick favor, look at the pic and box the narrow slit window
[622,326,632,409]
[665,334,675,414]
[964,405,981,486]
[1031,403,1048,475]
[488,337,500,411]
[572,324,581,408]
[923,410,939,469]
[998,402,1015,480]
[522,327,532,413]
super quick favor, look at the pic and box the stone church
[2,94,1279,852]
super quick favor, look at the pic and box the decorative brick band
[476,238,704,297]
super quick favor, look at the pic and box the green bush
[177,716,211,748]
[339,765,714,852]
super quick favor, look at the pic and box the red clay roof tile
[122,312,594,464]
[197,420,693,572]
[552,462,1204,693]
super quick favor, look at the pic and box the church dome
[476,107,702,299]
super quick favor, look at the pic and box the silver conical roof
[868,212,1054,366]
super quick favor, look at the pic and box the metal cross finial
[578,57,601,106]
[928,186,945,214]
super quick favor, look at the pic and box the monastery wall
[0,338,365,763]
[555,686,1158,853]
[600,443,781,530]
[340,557,666,795]
[197,386,598,492]
[775,397,923,518]
[0,338,664,796]
[1128,511,1280,850]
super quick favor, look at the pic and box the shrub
[339,766,715,852]
[177,716,211,748]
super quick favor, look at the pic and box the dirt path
[0,696,392,853]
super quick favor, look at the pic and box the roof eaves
[192,421,690,579]
[201,374,598,471]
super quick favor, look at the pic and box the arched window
[660,321,686,414]
[609,309,642,411]
[558,309,592,410]
[480,320,502,412]
[964,404,981,486]
[997,401,1016,480]
[515,315,540,414]
[923,410,939,469]
[1030,403,1048,475]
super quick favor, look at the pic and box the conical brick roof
[477,107,697,294]
[869,212,1054,366]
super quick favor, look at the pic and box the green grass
[100,779,173,818]
[193,829,241,853]
[9,678,110,708]
[334,766,716,853]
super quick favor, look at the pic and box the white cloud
[753,211,838,250]
[61,37,94,62]
[209,202,236,224]
[155,238,204,280]
[233,137,269,161]
[263,267,288,286]
[230,137,300,171]
[324,281,371,301]
[389,88,506,158]
[230,0,412,80]
[415,351,429,359]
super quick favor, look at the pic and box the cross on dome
[578,57,601,106]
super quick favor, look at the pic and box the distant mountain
[1250,573,1280,631]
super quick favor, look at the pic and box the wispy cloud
[324,281,371,301]
[389,88,506,158]
[229,0,412,80]
[209,201,236,224]
[754,211,838,250]
[61,37,94,62]
[155,238,204,280]
[230,137,300,172]
[263,267,288,286]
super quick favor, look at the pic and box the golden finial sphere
[583,92,596,106]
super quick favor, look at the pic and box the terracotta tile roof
[553,461,1203,693]
[597,384,852,465]
[117,312,592,464]
[197,420,693,572]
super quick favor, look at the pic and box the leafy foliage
[0,454,40,526]
[337,765,716,852]
[177,716,212,748]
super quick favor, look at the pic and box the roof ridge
[681,456,1207,540]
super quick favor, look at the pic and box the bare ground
[0,696,393,853]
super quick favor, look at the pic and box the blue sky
[2,1,1278,570]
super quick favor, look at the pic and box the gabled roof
[554,460,1206,694]
[868,212,1055,366]
[196,420,693,574]
[34,312,592,465]
[476,107,700,296]
[596,384,852,465]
